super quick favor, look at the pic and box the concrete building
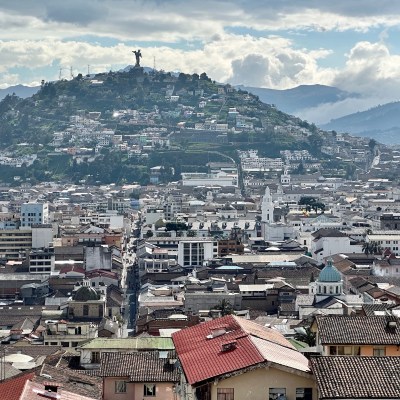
[177,238,217,267]
[29,247,55,274]
[0,229,32,259]
[20,202,49,228]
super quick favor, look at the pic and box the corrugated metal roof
[250,336,310,372]
[173,315,306,385]
[78,337,175,350]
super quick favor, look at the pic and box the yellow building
[173,315,316,400]
[312,314,400,357]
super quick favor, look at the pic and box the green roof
[318,258,342,283]
[77,337,175,350]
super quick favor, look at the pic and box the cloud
[296,96,388,125]
[2,1,400,44]
[333,41,400,98]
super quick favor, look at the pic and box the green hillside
[0,68,333,185]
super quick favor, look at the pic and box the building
[312,314,400,357]
[311,229,362,264]
[177,238,218,267]
[20,202,49,228]
[77,336,175,370]
[28,247,55,274]
[68,281,106,321]
[172,315,316,400]
[101,352,179,400]
[0,229,32,259]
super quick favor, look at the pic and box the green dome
[319,259,342,282]
[73,286,100,301]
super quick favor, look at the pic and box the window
[296,388,312,400]
[217,388,234,400]
[373,347,386,356]
[269,388,286,400]
[144,383,156,396]
[91,351,100,363]
[115,381,126,393]
[329,346,360,355]
[83,305,89,316]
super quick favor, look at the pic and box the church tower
[261,186,274,223]
[281,168,291,186]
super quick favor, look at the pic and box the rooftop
[172,315,310,385]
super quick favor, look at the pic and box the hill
[0,84,40,101]
[321,101,400,145]
[0,68,363,185]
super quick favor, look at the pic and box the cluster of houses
[1,148,400,398]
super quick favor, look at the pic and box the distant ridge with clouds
[238,84,355,115]
[0,84,40,101]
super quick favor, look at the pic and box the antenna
[70,66,74,79]
[59,68,62,80]
[153,56,156,71]
[87,65,90,76]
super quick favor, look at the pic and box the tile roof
[0,370,36,400]
[310,356,400,399]
[20,380,98,400]
[172,315,309,385]
[33,364,102,399]
[316,315,400,345]
[100,352,179,382]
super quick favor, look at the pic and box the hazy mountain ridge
[0,84,40,101]
[321,101,400,144]
[237,84,356,115]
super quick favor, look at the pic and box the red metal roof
[172,315,264,385]
[0,371,35,400]
[172,315,309,385]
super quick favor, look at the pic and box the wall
[103,378,176,400]
[184,293,242,314]
[211,364,316,400]
[85,245,112,271]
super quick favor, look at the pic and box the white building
[311,228,363,264]
[177,238,218,267]
[20,202,49,228]
[181,169,238,187]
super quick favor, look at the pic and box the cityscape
[2,2,400,400]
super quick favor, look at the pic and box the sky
[2,1,400,122]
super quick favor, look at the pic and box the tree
[294,326,316,347]
[362,241,381,256]
[213,299,233,316]
[368,139,377,154]
[298,197,325,215]
[145,230,153,238]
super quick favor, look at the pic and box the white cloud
[0,35,334,90]
[296,96,388,125]
[333,41,400,98]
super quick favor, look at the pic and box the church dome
[73,285,100,301]
[318,259,342,282]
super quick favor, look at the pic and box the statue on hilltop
[132,49,142,67]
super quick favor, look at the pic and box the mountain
[237,84,355,115]
[321,102,400,145]
[0,84,40,101]
[0,69,370,185]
